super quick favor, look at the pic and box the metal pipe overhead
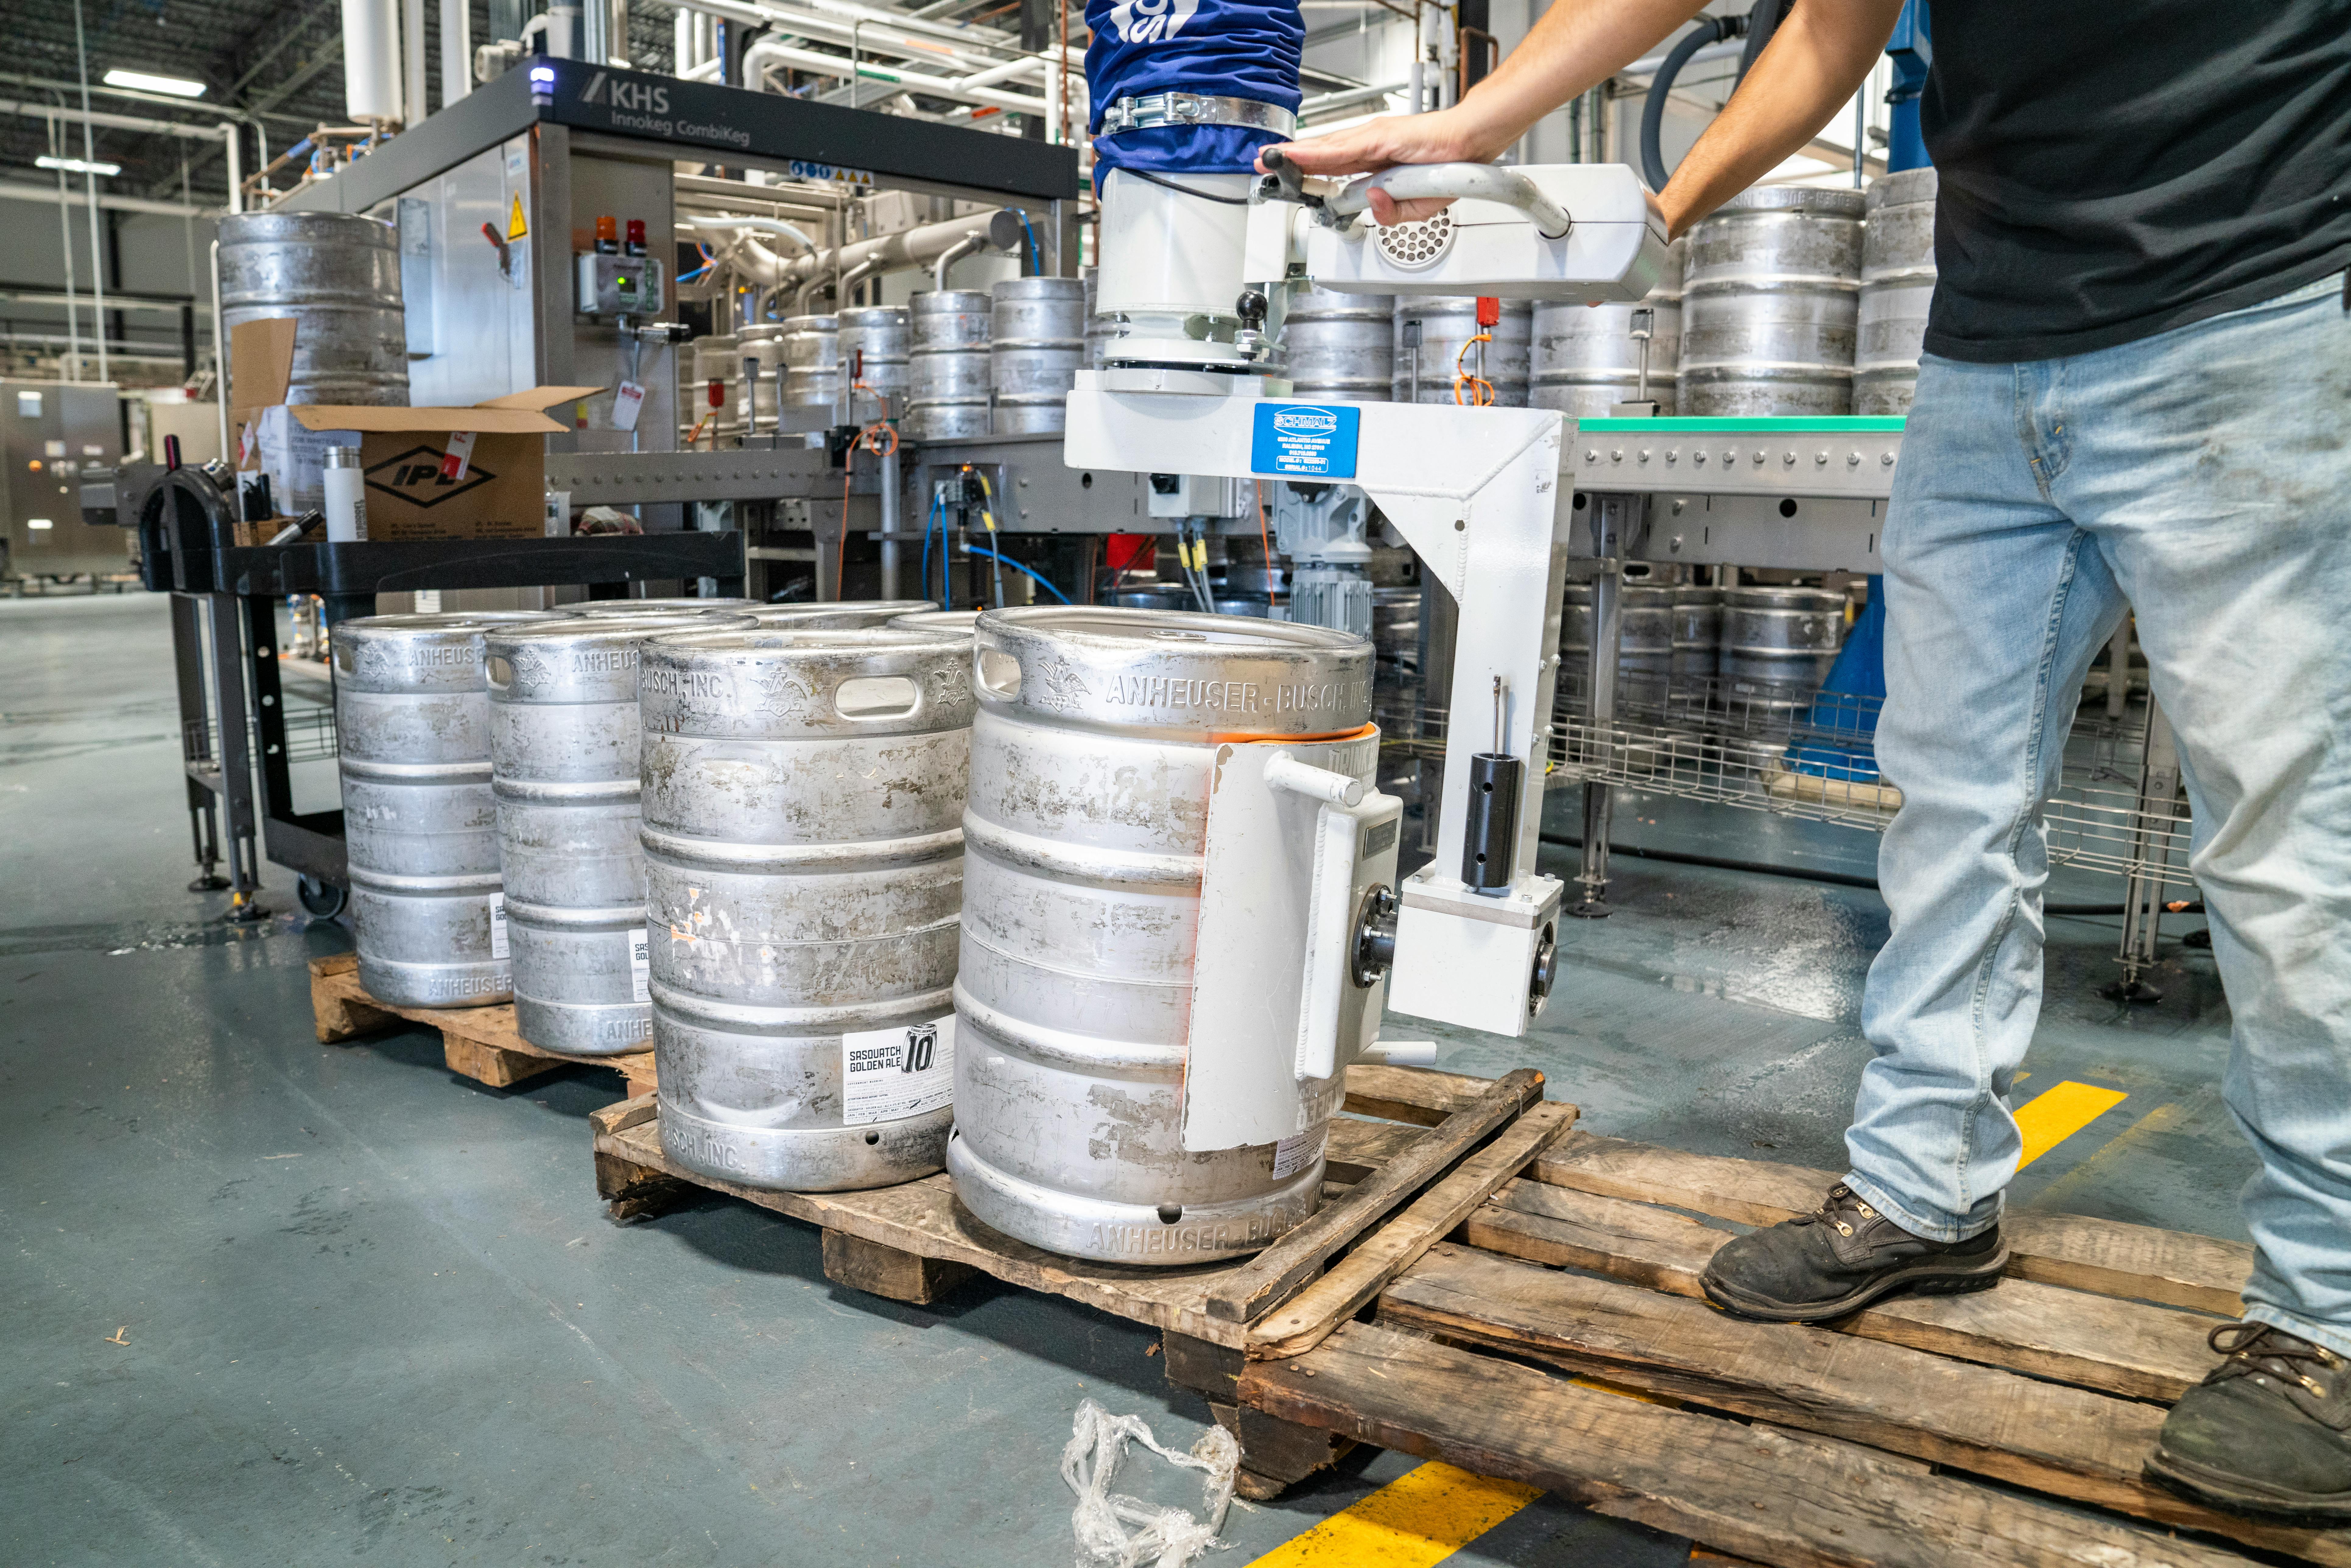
[737,34,1049,115]
[718,207,1020,293]
[0,98,230,139]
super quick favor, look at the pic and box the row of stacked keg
[1284,168,1937,417]
[336,602,1376,1265]
[680,277,1093,446]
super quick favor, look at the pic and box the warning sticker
[628,926,650,1004]
[842,1014,955,1126]
[1273,1126,1327,1180]
[506,193,529,240]
[488,891,509,960]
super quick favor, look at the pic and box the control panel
[575,253,666,317]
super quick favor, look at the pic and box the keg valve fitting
[1351,884,1398,988]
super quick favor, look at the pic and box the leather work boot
[1699,1183,2007,1322]
[2146,1322,2351,1521]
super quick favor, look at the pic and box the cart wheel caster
[189,873,230,892]
[296,875,348,920]
[2100,977,2163,1005]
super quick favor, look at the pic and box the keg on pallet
[948,608,1375,1264]
[1531,238,1685,417]
[990,278,1087,434]
[219,211,408,409]
[840,306,910,403]
[1717,585,1847,717]
[781,315,841,409]
[640,626,974,1190]
[1856,167,1938,417]
[336,612,554,1009]
[1680,188,1865,417]
[484,611,755,1054]
[907,290,992,440]
[1392,297,1531,406]
[1282,284,1394,402]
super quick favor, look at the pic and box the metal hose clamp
[1098,93,1298,139]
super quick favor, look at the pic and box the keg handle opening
[483,654,514,691]
[975,645,1022,698]
[835,674,922,720]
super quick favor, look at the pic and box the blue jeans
[1844,271,2351,1356]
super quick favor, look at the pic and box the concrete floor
[1,592,2246,1566]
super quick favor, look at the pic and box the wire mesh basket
[1374,666,2192,883]
[183,704,340,771]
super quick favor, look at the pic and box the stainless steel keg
[574,596,757,615]
[735,600,936,628]
[640,625,974,1191]
[218,211,408,408]
[990,278,1087,434]
[1669,584,1722,717]
[782,314,841,408]
[1681,188,1865,416]
[1532,237,1685,417]
[948,607,1376,1264]
[840,306,910,404]
[888,609,983,633]
[1717,585,1847,715]
[1283,284,1394,403]
[1856,168,1938,416]
[1083,268,1114,367]
[484,611,754,1055]
[1560,581,1676,713]
[1392,297,1532,406]
[908,290,992,440]
[336,612,553,1008]
[1371,586,1421,672]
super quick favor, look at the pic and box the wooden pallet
[1239,1130,2333,1568]
[310,952,656,1100]
[589,1062,1576,1498]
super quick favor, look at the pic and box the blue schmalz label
[1251,403,1360,479]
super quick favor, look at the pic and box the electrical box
[575,253,666,317]
[1145,472,1250,519]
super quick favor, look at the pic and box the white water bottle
[322,445,367,543]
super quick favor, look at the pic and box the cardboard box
[231,318,600,542]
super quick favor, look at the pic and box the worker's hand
[1257,107,1505,224]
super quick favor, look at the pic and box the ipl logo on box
[903,1022,938,1074]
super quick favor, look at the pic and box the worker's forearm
[1448,0,1711,160]
[1657,0,1903,238]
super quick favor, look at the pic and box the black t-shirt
[1921,0,2351,363]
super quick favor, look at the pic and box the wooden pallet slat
[309,953,655,1100]
[1467,1178,2219,1403]
[1248,1101,1578,1359]
[1204,1066,1546,1325]
[1383,1243,2351,1567]
[1532,1130,2254,1317]
[1241,1322,2254,1568]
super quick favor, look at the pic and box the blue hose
[961,545,1070,604]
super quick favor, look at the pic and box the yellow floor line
[2014,1080,2129,1169]
[1243,1461,1543,1567]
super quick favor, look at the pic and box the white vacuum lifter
[1064,160,1669,1147]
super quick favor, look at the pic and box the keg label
[1272,1126,1326,1180]
[1250,403,1359,480]
[842,1014,955,1125]
[628,927,651,1004]
[487,892,509,960]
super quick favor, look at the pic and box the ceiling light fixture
[103,68,208,97]
[36,155,122,177]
